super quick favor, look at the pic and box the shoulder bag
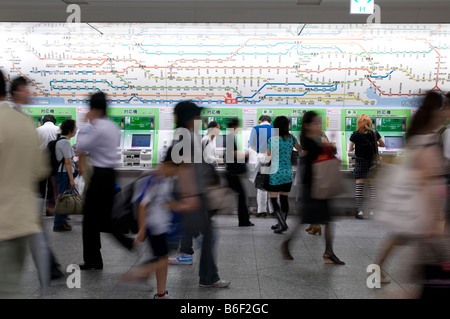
[54,187,84,215]
[311,145,345,200]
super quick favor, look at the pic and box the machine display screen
[125,117,154,130]
[384,136,404,149]
[131,134,151,148]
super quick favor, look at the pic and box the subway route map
[0,23,448,108]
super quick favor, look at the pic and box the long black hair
[300,111,318,150]
[273,116,291,140]
[406,91,443,141]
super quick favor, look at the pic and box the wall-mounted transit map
[0,23,447,108]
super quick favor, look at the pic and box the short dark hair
[174,100,203,128]
[90,91,107,114]
[10,76,28,97]
[227,117,239,128]
[259,115,271,123]
[0,69,6,98]
[42,115,56,124]
[59,119,76,136]
[207,121,220,129]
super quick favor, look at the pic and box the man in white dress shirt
[36,115,60,216]
[76,91,121,270]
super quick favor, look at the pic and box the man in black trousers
[76,92,122,270]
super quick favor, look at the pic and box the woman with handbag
[53,119,77,232]
[374,91,446,287]
[266,116,302,234]
[348,114,385,219]
[281,111,345,264]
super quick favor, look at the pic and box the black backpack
[47,137,65,177]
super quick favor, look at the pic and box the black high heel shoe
[323,253,345,265]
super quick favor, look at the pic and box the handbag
[54,187,84,215]
[254,161,271,190]
[311,146,345,200]
[205,185,236,214]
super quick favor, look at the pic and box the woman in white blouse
[202,121,221,165]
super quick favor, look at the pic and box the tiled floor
[20,214,425,299]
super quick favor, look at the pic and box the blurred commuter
[304,131,331,236]
[169,120,221,265]
[170,100,230,287]
[0,70,50,298]
[10,76,31,114]
[266,116,302,234]
[120,148,179,299]
[52,119,77,232]
[225,118,254,227]
[349,114,385,219]
[249,115,274,218]
[281,111,345,265]
[374,91,446,285]
[76,92,121,270]
[440,93,450,233]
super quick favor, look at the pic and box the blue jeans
[54,173,71,227]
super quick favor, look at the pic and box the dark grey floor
[20,214,425,299]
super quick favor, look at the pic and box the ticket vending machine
[121,116,155,168]
[107,107,160,168]
[342,109,411,170]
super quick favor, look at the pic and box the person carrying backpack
[119,147,180,299]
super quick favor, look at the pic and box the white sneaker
[356,211,364,219]
[168,253,193,265]
[153,291,172,299]
[199,279,231,288]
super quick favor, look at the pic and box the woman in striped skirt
[348,114,385,219]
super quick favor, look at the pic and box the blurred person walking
[52,119,78,232]
[266,116,302,234]
[348,114,385,219]
[120,147,180,299]
[75,92,121,270]
[225,118,254,227]
[0,70,50,298]
[170,100,230,288]
[10,76,30,114]
[439,92,450,233]
[374,91,446,285]
[304,131,334,236]
[169,120,221,265]
[249,115,275,218]
[280,111,345,264]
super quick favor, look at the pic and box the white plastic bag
[74,175,85,195]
